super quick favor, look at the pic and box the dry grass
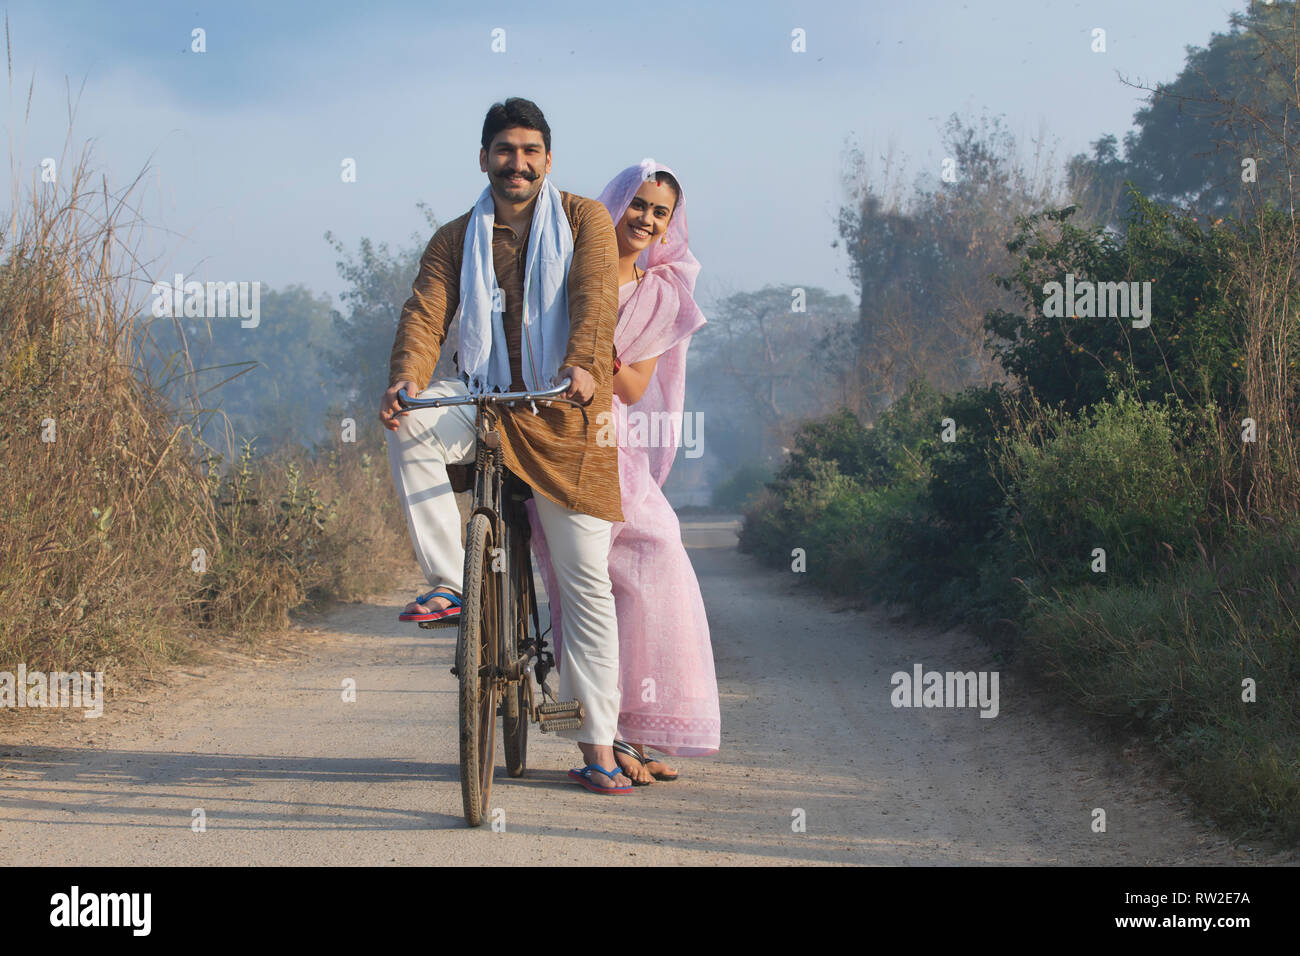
[0,141,215,676]
[0,137,410,688]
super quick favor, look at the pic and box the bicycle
[396,378,588,827]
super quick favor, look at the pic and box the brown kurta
[388,190,623,523]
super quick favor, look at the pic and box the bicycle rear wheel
[502,525,533,778]
[457,512,499,827]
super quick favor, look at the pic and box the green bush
[740,456,859,564]
[780,382,945,487]
[1023,519,1300,839]
[1002,392,1198,586]
[926,384,1016,542]
[985,195,1243,416]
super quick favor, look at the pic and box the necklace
[623,264,649,315]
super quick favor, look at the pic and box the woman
[527,159,720,789]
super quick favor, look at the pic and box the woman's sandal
[613,739,679,782]
[398,588,463,624]
[568,764,633,795]
[611,740,653,786]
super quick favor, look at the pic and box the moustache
[498,169,538,182]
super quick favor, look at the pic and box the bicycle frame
[395,379,588,710]
[395,378,593,824]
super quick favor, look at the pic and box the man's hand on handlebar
[380,380,420,430]
[558,366,594,405]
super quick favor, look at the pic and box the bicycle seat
[446,464,533,502]
[447,463,473,493]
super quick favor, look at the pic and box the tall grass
[1022,519,1300,840]
[0,143,410,685]
[0,144,214,673]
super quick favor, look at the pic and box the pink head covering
[596,159,706,486]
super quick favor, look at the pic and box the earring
[660,235,668,244]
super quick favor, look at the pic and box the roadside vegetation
[740,5,1300,843]
[0,148,410,694]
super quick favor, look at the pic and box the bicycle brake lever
[531,395,589,427]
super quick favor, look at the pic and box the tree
[1070,2,1300,227]
[690,284,855,470]
[326,202,459,410]
[837,113,1061,414]
[148,284,343,454]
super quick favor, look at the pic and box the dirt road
[0,517,1287,865]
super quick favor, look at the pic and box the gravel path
[0,517,1288,865]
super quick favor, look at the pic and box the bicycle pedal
[418,617,459,630]
[538,717,582,733]
[537,699,584,718]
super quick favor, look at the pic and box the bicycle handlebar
[395,378,589,425]
[396,378,571,410]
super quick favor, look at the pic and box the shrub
[926,383,1017,542]
[1000,392,1198,586]
[1023,519,1300,839]
[740,456,860,564]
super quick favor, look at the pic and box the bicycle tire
[457,512,499,827]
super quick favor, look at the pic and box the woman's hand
[612,355,660,405]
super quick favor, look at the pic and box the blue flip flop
[399,588,463,623]
[568,764,633,795]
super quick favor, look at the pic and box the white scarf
[455,177,574,393]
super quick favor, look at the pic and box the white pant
[385,380,620,745]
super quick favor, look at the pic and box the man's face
[480,127,551,205]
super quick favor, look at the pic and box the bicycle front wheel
[457,512,499,827]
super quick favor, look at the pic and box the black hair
[481,97,551,154]
[653,171,682,207]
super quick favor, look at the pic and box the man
[378,97,631,793]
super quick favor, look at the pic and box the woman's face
[616,178,677,256]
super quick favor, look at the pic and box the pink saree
[525,161,720,756]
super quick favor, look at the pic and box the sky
[1,0,1248,311]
